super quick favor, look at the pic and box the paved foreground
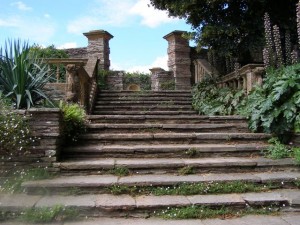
[2,213,300,225]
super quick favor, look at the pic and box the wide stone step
[22,171,300,194]
[63,143,267,158]
[97,96,192,101]
[98,90,192,98]
[94,105,193,111]
[92,110,197,115]
[54,157,297,174]
[78,132,271,145]
[85,123,249,133]
[87,115,249,124]
[3,190,299,218]
[95,100,192,105]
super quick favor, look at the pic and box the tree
[150,0,298,64]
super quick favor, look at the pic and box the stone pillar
[150,67,165,91]
[83,30,113,70]
[164,31,191,90]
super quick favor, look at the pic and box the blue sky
[0,0,193,73]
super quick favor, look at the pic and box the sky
[0,0,193,73]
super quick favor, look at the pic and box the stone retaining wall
[0,109,63,176]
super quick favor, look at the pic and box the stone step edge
[22,171,300,189]
[53,157,296,170]
[63,143,268,153]
[86,123,248,129]
[87,115,248,120]
[80,132,271,140]
[1,190,298,212]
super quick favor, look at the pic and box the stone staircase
[20,90,300,219]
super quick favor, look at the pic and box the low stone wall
[106,71,124,90]
[150,68,174,91]
[0,108,63,176]
[44,83,67,101]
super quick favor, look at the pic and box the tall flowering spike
[297,0,300,46]
[225,55,231,74]
[292,50,299,64]
[264,12,275,67]
[273,25,284,67]
[285,30,292,65]
[263,48,270,68]
[234,58,240,76]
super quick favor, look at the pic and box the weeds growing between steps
[155,205,281,220]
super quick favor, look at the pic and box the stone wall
[150,68,174,91]
[105,71,124,90]
[44,83,67,101]
[64,47,88,58]
[0,109,63,176]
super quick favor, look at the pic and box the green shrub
[59,102,87,143]
[97,70,114,89]
[293,147,300,164]
[192,78,247,115]
[160,80,175,90]
[123,71,151,90]
[0,40,53,109]
[245,64,300,139]
[264,138,292,159]
[0,93,33,157]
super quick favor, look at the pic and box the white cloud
[44,14,51,19]
[57,42,78,49]
[130,0,178,28]
[0,18,19,27]
[11,1,32,11]
[67,0,178,34]
[125,55,168,73]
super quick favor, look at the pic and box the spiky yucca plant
[0,40,53,109]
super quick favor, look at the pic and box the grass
[108,166,130,176]
[106,181,284,196]
[0,168,55,194]
[264,138,293,159]
[155,205,280,220]
[185,148,197,158]
[20,205,78,223]
[178,166,195,175]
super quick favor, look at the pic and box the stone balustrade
[45,58,99,114]
[193,59,218,83]
[218,64,265,94]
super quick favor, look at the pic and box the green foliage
[150,0,297,62]
[123,71,151,90]
[97,70,114,89]
[295,115,300,133]
[20,205,78,223]
[108,166,130,176]
[160,80,175,90]
[59,102,87,143]
[192,78,246,115]
[29,44,68,59]
[156,205,278,219]
[0,168,54,194]
[264,138,292,159]
[245,64,300,138]
[0,40,53,109]
[293,147,300,164]
[178,166,195,175]
[109,185,137,195]
[0,93,34,157]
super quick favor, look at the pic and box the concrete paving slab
[116,158,185,168]
[23,175,119,188]
[95,194,136,210]
[188,194,245,206]
[242,191,287,206]
[281,214,300,225]
[36,195,95,208]
[0,194,41,210]
[59,159,115,170]
[136,195,190,208]
[256,172,300,183]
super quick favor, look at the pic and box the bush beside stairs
[8,91,300,220]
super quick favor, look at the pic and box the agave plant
[0,40,53,109]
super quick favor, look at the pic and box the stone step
[85,123,249,133]
[54,157,297,174]
[87,115,248,124]
[92,110,197,115]
[78,132,270,145]
[63,143,267,159]
[95,100,192,105]
[2,190,299,218]
[97,96,192,101]
[94,105,193,111]
[22,171,300,194]
[98,90,192,97]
